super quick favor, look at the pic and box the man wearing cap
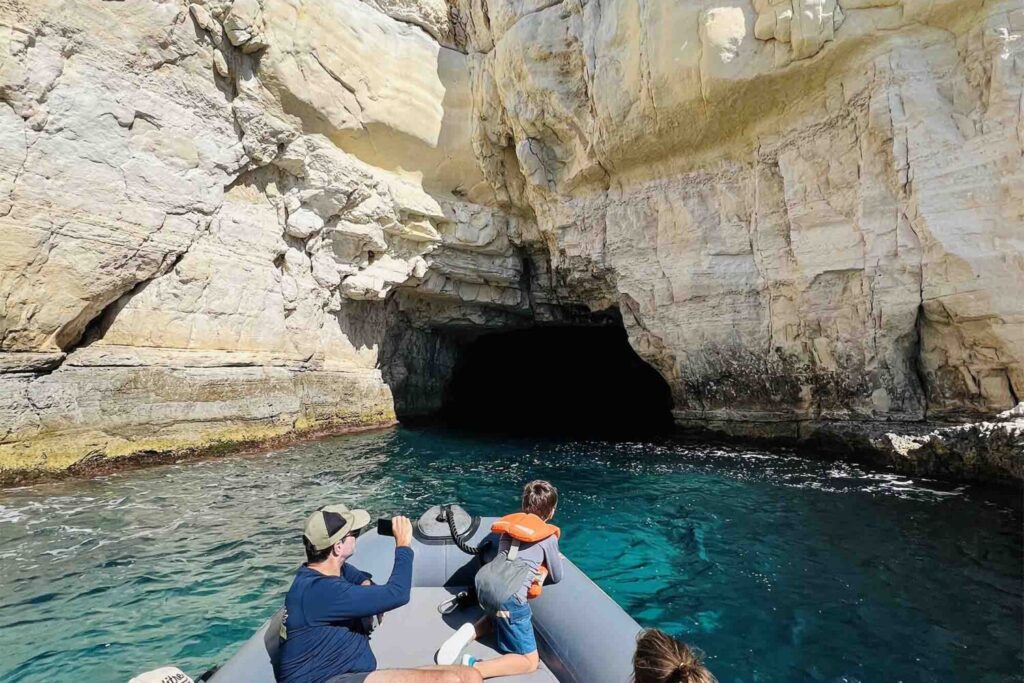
[277,504,481,683]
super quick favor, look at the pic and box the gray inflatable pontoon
[207,506,641,683]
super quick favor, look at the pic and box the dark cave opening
[433,323,675,437]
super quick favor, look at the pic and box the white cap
[128,667,195,683]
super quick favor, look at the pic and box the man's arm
[317,547,414,620]
[341,562,372,586]
[543,536,564,584]
[316,516,416,621]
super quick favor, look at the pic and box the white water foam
[0,505,26,524]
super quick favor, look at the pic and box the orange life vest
[491,512,561,542]
[491,513,560,599]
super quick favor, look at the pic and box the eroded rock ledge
[876,403,1024,481]
[0,0,1021,482]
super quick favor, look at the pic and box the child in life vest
[436,480,564,678]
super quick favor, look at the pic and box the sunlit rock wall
[0,0,525,474]
[0,0,1020,478]
[455,0,1023,438]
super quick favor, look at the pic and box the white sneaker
[436,623,476,665]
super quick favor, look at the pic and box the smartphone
[377,517,394,537]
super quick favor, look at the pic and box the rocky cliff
[0,0,1021,480]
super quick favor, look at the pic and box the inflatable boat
[207,505,642,683]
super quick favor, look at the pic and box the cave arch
[433,322,674,437]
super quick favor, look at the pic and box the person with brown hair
[632,629,716,683]
[436,480,564,678]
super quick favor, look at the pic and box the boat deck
[371,588,558,682]
[209,520,641,682]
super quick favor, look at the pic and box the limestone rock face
[0,0,1021,479]
[357,0,455,45]
[455,0,1023,432]
[0,1,245,353]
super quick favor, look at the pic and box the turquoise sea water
[0,427,1020,683]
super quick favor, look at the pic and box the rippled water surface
[0,428,1021,682]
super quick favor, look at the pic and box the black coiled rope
[436,505,487,614]
[443,504,482,555]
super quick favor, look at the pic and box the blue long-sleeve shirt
[277,547,414,683]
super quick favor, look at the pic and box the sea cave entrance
[429,322,674,437]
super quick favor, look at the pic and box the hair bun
[667,661,697,683]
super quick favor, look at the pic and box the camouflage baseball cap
[303,504,371,551]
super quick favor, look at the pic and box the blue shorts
[494,597,536,655]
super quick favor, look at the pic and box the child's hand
[527,565,549,599]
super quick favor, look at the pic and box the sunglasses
[346,525,366,540]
